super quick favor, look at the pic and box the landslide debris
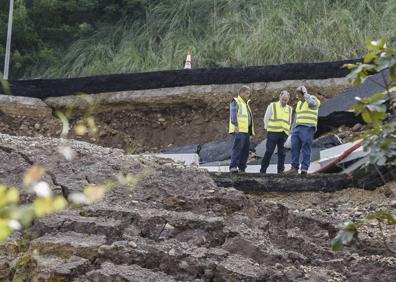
[0,133,395,281]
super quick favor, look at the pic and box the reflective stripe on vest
[295,99,320,127]
[229,96,255,135]
[267,102,292,135]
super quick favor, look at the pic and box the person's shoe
[229,167,239,173]
[277,171,284,174]
[300,169,308,175]
[285,168,299,175]
[259,168,267,174]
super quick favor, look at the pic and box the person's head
[279,90,290,106]
[238,85,251,102]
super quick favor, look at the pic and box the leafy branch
[332,211,396,253]
[344,38,396,166]
[332,38,396,252]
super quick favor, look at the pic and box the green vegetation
[1,0,396,79]
[346,37,396,166]
[331,38,396,252]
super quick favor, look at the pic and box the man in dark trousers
[229,86,255,173]
[260,90,292,174]
[289,85,321,174]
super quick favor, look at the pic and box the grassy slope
[28,0,396,78]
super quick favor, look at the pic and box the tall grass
[29,0,396,78]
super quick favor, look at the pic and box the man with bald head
[260,90,293,174]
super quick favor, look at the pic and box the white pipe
[3,0,14,80]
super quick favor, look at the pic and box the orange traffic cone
[184,51,192,69]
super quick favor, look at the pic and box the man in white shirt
[260,91,292,174]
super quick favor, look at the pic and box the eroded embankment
[0,133,395,281]
[0,78,349,152]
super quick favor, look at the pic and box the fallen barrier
[2,59,358,99]
[210,165,396,192]
[210,172,352,192]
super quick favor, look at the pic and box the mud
[0,134,395,281]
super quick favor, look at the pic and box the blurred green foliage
[332,38,396,252]
[0,0,396,79]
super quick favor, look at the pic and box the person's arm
[263,103,272,129]
[230,100,238,126]
[298,86,319,109]
[304,93,319,109]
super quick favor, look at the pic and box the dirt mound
[0,134,395,281]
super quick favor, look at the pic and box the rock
[168,248,176,256]
[31,255,90,281]
[352,123,363,132]
[214,254,271,281]
[30,232,107,259]
[390,200,396,208]
[128,241,137,248]
[285,269,304,280]
[84,262,176,282]
[338,125,349,132]
[275,263,283,269]
[337,132,348,139]
[30,211,123,239]
[165,223,175,230]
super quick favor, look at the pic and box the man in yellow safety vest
[229,85,255,173]
[260,90,292,174]
[289,85,321,174]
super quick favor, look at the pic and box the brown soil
[0,134,395,281]
[0,79,350,153]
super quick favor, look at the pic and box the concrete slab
[319,141,368,167]
[320,141,360,159]
[319,69,390,117]
[341,156,369,174]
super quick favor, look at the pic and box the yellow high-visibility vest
[295,97,321,127]
[229,96,255,135]
[267,101,292,135]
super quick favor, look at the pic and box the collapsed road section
[0,64,354,152]
[0,60,389,176]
